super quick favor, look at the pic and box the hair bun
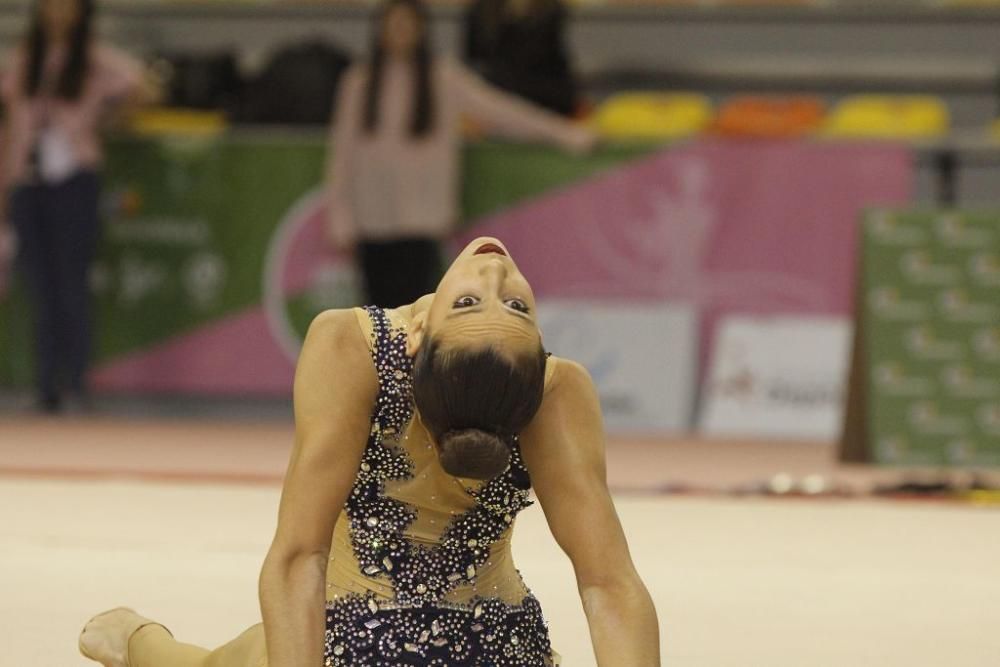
[438,429,511,481]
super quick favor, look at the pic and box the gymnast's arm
[258,310,378,667]
[520,359,661,667]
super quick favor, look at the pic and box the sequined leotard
[322,306,559,666]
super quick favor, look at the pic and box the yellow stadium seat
[822,95,950,139]
[944,0,1000,5]
[127,108,228,137]
[592,93,713,140]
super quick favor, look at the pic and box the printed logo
[876,434,908,463]
[563,159,829,310]
[904,325,963,361]
[118,253,168,307]
[868,286,929,320]
[935,214,995,247]
[938,288,999,323]
[945,439,976,464]
[874,361,934,396]
[712,366,842,408]
[107,217,211,247]
[103,186,144,219]
[972,327,1000,362]
[713,365,756,400]
[763,375,843,408]
[976,403,1000,435]
[101,187,216,309]
[183,252,227,310]
[907,401,967,436]
[968,252,1000,287]
[900,249,959,285]
[868,211,926,245]
[940,364,999,398]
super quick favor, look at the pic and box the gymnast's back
[321,306,559,665]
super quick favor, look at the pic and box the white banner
[698,316,853,442]
[538,300,698,434]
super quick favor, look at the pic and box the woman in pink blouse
[0,0,155,413]
[327,0,594,309]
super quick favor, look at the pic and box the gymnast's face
[406,237,541,359]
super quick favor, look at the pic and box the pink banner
[456,140,912,364]
[92,306,294,394]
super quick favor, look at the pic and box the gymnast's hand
[520,358,661,667]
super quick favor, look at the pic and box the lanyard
[26,61,62,182]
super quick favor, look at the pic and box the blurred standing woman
[0,0,156,413]
[327,0,593,309]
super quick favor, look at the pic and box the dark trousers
[9,170,101,403]
[358,237,443,308]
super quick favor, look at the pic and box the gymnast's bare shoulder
[522,355,606,471]
[540,355,591,403]
[292,309,378,441]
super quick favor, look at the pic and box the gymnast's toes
[79,607,147,667]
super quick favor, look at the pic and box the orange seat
[710,96,826,138]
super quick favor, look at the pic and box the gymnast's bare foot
[79,607,156,667]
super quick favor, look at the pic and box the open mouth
[473,242,507,257]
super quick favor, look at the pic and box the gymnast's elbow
[259,542,328,594]
[578,568,650,614]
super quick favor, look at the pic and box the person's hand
[562,124,598,156]
[325,199,358,258]
[331,237,356,259]
[139,67,167,107]
[325,221,357,259]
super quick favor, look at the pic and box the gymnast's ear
[406,310,428,357]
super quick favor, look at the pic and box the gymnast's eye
[454,296,479,308]
[505,298,530,314]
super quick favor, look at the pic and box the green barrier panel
[860,210,1000,466]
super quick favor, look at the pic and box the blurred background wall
[1,0,998,463]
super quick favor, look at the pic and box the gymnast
[79,237,660,666]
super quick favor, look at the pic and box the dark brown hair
[363,0,435,138]
[25,0,94,100]
[413,338,546,480]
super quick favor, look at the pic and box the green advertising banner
[861,210,1000,466]
[0,133,651,389]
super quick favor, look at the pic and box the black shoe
[64,392,97,416]
[34,394,62,414]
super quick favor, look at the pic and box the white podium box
[699,316,853,442]
[538,300,698,434]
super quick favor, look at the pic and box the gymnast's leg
[79,608,266,667]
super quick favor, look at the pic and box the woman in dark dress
[464,0,580,116]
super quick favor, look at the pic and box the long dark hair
[24,0,94,100]
[413,338,547,480]
[363,0,435,138]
